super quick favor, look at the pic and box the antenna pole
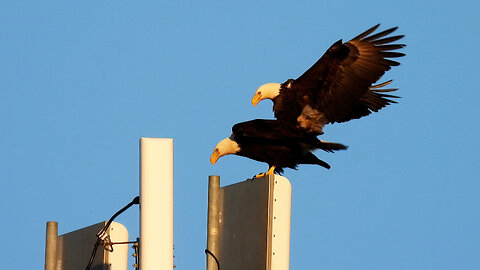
[207,175,221,270]
[140,138,174,270]
[45,221,58,270]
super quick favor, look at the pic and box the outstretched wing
[294,24,405,123]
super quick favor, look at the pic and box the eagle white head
[210,137,241,165]
[251,83,281,106]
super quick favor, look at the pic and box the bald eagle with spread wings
[251,24,405,135]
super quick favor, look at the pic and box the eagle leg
[254,166,276,178]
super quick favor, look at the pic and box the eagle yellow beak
[210,149,220,165]
[251,92,262,106]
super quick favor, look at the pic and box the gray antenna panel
[46,221,128,270]
[207,175,291,270]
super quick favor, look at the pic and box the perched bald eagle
[210,119,347,175]
[252,24,405,135]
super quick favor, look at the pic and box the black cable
[85,238,102,270]
[205,249,220,270]
[85,196,140,270]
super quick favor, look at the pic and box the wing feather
[377,44,406,51]
[363,27,398,41]
[351,24,380,40]
[381,51,406,58]
[373,35,404,45]
[384,59,401,66]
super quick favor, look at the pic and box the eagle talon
[253,166,276,179]
[266,166,276,175]
[254,173,266,178]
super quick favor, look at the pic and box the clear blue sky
[1,1,479,269]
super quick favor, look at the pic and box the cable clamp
[96,230,114,252]
[97,230,109,240]
[102,235,114,252]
